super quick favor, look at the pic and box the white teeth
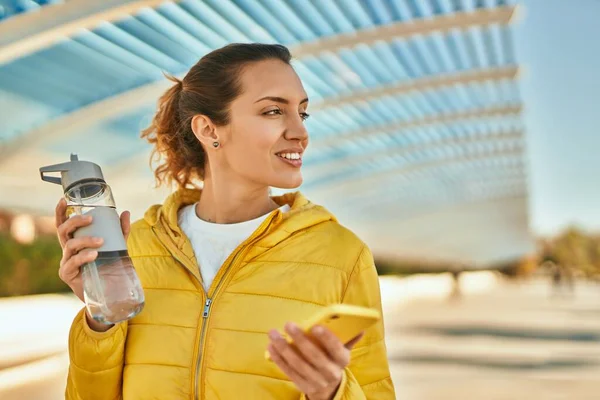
[278,152,301,160]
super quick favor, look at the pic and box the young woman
[56,43,395,400]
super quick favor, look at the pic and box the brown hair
[141,43,292,189]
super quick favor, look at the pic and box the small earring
[212,141,219,148]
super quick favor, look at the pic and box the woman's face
[217,59,310,189]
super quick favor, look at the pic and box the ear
[191,114,219,148]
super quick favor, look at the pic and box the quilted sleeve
[328,245,398,399]
[65,307,128,400]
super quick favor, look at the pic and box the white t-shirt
[178,202,290,292]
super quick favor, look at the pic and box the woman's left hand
[267,323,364,400]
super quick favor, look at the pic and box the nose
[284,115,309,144]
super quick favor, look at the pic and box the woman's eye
[263,109,310,121]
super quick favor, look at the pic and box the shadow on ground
[390,352,598,371]
[406,324,600,342]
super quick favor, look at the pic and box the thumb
[344,331,365,350]
[121,211,131,241]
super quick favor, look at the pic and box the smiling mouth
[276,152,303,167]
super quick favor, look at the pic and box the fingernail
[286,322,299,334]
[85,215,93,221]
[269,330,280,340]
[313,326,324,335]
[89,250,98,258]
[94,237,103,244]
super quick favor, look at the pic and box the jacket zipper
[193,213,278,400]
[194,294,216,400]
[202,298,212,318]
[193,258,236,400]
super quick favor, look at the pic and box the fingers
[56,205,131,246]
[62,236,104,264]
[284,323,328,367]
[59,249,98,283]
[268,329,327,388]
[311,326,350,368]
[267,340,310,388]
[120,211,131,241]
[55,198,68,245]
[55,198,67,229]
[57,214,93,248]
[284,323,341,383]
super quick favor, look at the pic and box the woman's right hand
[55,198,131,330]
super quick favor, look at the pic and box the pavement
[1,272,599,399]
[383,274,600,400]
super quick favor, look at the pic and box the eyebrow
[254,96,309,105]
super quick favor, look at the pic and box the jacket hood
[143,188,336,250]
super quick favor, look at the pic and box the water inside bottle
[82,251,145,324]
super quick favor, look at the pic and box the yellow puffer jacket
[66,189,396,399]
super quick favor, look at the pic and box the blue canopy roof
[0,0,531,267]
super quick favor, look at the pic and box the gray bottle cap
[40,154,105,192]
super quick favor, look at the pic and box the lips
[276,152,301,161]
[275,151,303,167]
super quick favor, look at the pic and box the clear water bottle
[40,154,144,324]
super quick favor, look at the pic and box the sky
[515,0,600,235]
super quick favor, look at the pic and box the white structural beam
[307,146,524,199]
[306,130,524,178]
[378,193,530,234]
[0,79,171,163]
[320,173,528,217]
[311,67,519,113]
[312,104,522,147]
[346,175,527,214]
[0,0,170,65]
[348,192,529,243]
[335,163,527,206]
[291,6,518,57]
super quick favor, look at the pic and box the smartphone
[265,304,380,361]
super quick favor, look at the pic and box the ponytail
[141,74,205,189]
